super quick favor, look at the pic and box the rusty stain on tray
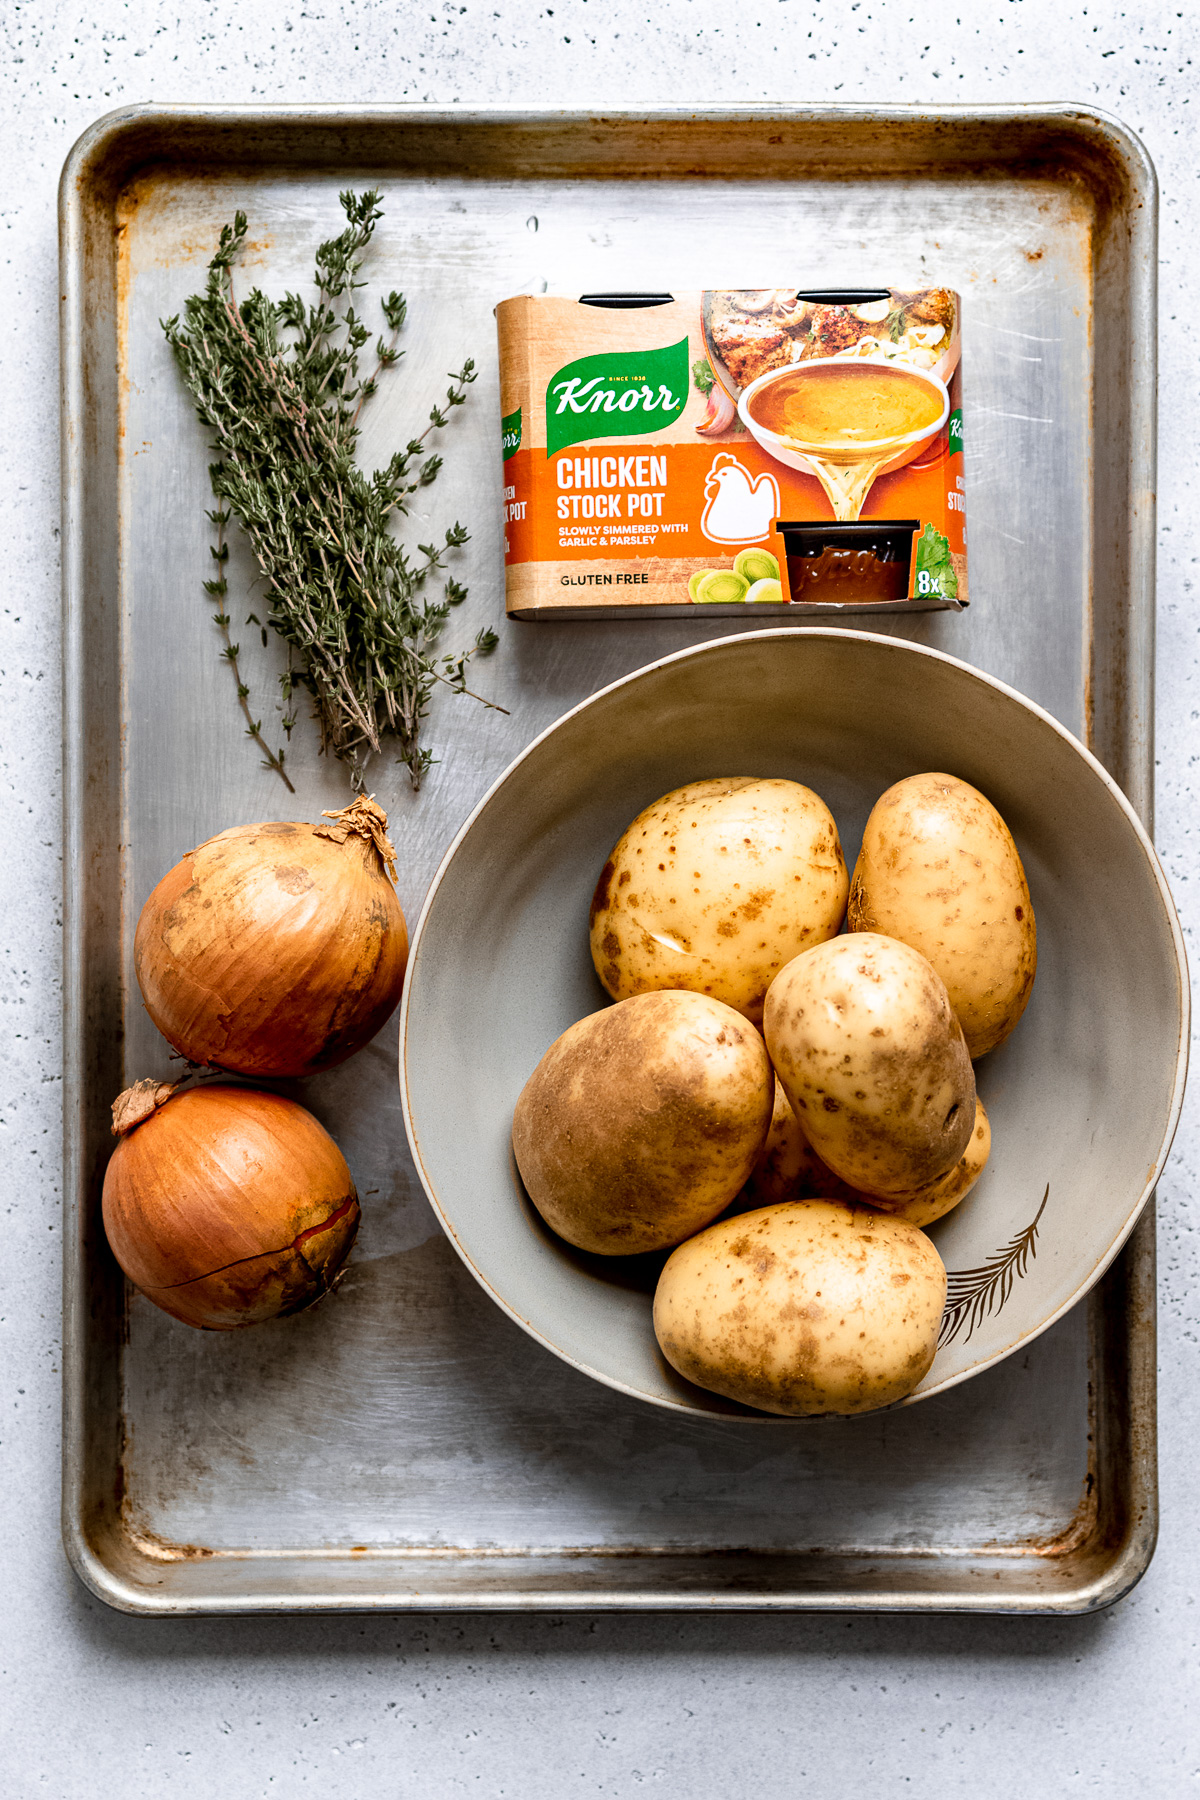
[124,1522,215,1563]
[1026,1472,1100,1561]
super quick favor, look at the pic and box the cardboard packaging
[497,288,966,619]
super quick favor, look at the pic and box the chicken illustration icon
[700,454,780,544]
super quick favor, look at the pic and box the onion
[102,1080,360,1330]
[134,796,408,1077]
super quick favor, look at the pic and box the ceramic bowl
[399,630,1188,1419]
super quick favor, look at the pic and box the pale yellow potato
[763,933,976,1200]
[745,1076,860,1207]
[746,1078,990,1229]
[511,990,773,1256]
[653,1200,947,1415]
[848,771,1036,1058]
[589,777,848,1026]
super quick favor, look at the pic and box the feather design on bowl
[938,1186,1050,1349]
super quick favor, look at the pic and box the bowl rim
[398,627,1190,1421]
[737,355,951,459]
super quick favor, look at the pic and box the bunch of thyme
[163,189,501,790]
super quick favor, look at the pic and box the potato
[747,1077,990,1229]
[512,990,773,1255]
[653,1200,947,1415]
[745,1077,860,1207]
[872,1097,991,1228]
[763,932,976,1199]
[589,777,848,1026]
[848,771,1036,1057]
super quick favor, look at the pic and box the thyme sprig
[203,505,294,790]
[163,190,502,790]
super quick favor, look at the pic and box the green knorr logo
[501,406,521,461]
[546,338,689,457]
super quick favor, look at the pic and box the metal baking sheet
[61,103,1157,1614]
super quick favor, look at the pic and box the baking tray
[61,103,1158,1614]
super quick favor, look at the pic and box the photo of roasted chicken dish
[704,288,959,395]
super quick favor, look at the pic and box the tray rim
[61,98,1162,1617]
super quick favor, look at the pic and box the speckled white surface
[4,2,1200,1793]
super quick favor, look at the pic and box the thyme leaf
[163,190,503,792]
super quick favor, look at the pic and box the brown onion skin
[134,818,408,1077]
[102,1084,361,1330]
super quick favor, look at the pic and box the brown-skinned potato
[512,990,773,1255]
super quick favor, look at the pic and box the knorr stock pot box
[496,289,966,619]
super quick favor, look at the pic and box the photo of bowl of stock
[738,358,949,517]
[398,630,1188,1420]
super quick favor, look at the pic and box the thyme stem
[205,508,295,792]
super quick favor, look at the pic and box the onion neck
[111,1077,180,1137]
[314,794,398,883]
